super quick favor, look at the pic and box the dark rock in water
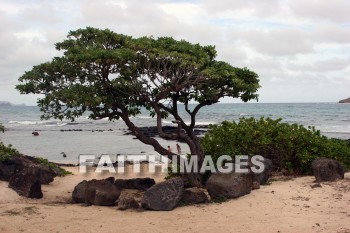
[32,132,39,136]
[252,158,273,185]
[181,187,208,205]
[8,173,43,198]
[124,125,207,141]
[72,178,121,206]
[339,97,350,103]
[115,178,155,191]
[72,180,88,203]
[0,155,57,184]
[141,177,184,211]
[312,158,344,182]
[206,172,253,200]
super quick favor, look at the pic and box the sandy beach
[0,166,349,233]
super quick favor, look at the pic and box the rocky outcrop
[312,158,344,182]
[8,173,43,198]
[339,97,350,103]
[141,177,184,211]
[181,187,208,205]
[72,178,121,206]
[0,161,16,181]
[114,178,155,191]
[206,172,253,200]
[124,126,207,140]
[0,155,57,184]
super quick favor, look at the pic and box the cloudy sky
[0,0,349,105]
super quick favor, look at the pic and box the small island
[0,101,26,107]
[339,97,350,103]
[0,101,12,106]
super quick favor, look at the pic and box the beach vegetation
[0,124,19,162]
[201,117,350,175]
[16,27,260,186]
[35,157,72,176]
[0,142,19,162]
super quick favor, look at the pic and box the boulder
[181,187,208,205]
[118,197,139,210]
[312,158,344,182]
[206,172,252,200]
[8,173,43,198]
[72,179,121,206]
[251,158,273,185]
[115,178,155,191]
[72,180,88,203]
[141,177,184,211]
[117,191,141,210]
[0,161,16,181]
[0,155,57,184]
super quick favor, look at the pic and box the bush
[0,142,19,162]
[0,123,19,161]
[201,117,350,175]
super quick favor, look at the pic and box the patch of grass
[35,157,72,176]
[22,206,39,215]
[211,196,229,204]
[269,176,295,182]
[1,206,40,216]
[1,209,21,216]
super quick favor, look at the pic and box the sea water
[0,103,349,164]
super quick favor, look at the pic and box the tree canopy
[16,27,260,184]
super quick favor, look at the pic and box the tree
[0,123,4,133]
[16,27,260,186]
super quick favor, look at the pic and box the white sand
[0,166,349,233]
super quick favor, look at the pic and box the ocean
[0,103,349,164]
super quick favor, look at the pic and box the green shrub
[0,123,19,162]
[0,142,19,162]
[201,117,350,175]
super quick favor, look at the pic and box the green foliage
[0,123,18,162]
[16,27,260,165]
[16,26,259,126]
[0,142,19,162]
[201,117,350,175]
[35,157,72,176]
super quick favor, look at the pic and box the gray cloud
[0,0,349,105]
